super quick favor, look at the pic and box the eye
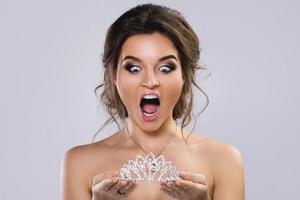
[159,64,176,73]
[124,64,141,74]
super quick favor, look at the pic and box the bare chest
[90,145,214,200]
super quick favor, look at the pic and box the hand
[160,171,210,200]
[91,170,138,200]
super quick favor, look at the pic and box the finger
[118,181,135,193]
[160,187,173,196]
[108,179,127,193]
[119,182,138,198]
[161,185,172,193]
[179,171,206,184]
[92,170,119,185]
[176,178,208,193]
[92,173,106,185]
[163,182,186,197]
[160,186,181,199]
[110,170,120,177]
[173,180,190,194]
[94,177,117,191]
[92,179,114,195]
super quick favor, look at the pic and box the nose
[142,71,160,88]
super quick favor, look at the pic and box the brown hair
[92,3,210,143]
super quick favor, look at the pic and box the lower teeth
[143,112,156,117]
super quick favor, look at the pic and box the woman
[61,3,245,200]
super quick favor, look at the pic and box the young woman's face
[115,32,184,131]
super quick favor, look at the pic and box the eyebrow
[123,55,178,62]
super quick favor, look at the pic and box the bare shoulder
[188,134,245,200]
[61,142,98,200]
[64,133,120,163]
[62,141,104,171]
[61,133,121,200]
[187,133,243,165]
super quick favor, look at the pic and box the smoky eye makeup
[124,63,141,74]
[158,63,176,73]
[123,62,177,74]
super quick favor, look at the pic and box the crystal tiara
[118,152,179,182]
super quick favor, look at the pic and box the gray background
[1,0,299,199]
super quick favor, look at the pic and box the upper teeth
[143,94,158,99]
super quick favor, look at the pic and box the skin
[61,33,245,200]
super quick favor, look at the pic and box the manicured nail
[179,171,186,177]
[112,178,117,183]
[167,182,174,186]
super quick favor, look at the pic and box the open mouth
[140,97,160,113]
[139,95,160,119]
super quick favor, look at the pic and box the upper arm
[212,144,245,200]
[60,146,92,200]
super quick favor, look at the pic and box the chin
[140,123,163,133]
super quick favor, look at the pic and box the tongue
[142,104,158,114]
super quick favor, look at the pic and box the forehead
[120,32,178,62]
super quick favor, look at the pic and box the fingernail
[120,180,126,185]
[167,182,173,186]
[179,171,186,177]
[112,178,118,183]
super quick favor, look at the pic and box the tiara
[118,152,179,182]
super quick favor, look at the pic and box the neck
[123,117,182,153]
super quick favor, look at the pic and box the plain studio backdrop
[1,0,299,199]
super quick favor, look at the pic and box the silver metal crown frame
[118,152,179,182]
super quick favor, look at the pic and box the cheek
[115,74,139,108]
[161,75,184,107]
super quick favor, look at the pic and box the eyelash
[124,64,176,74]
